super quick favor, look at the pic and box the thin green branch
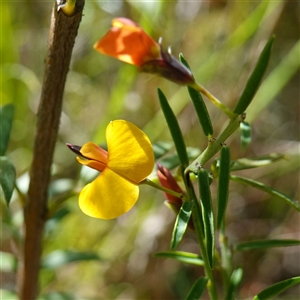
[190,82,236,120]
[142,178,184,200]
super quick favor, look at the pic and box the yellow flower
[67,120,154,219]
[94,18,194,85]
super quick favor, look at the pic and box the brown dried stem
[19,1,84,299]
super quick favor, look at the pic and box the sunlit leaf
[230,175,300,211]
[159,147,201,170]
[240,121,251,149]
[171,200,193,250]
[40,292,75,300]
[225,268,243,300]
[0,103,15,156]
[247,39,300,122]
[217,147,231,229]
[236,239,300,251]
[230,153,285,171]
[41,250,102,269]
[153,141,173,159]
[153,251,204,266]
[185,277,208,300]
[253,276,300,300]
[198,169,214,269]
[158,88,189,168]
[234,36,274,114]
[0,156,16,205]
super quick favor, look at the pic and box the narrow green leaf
[171,200,194,250]
[247,39,300,122]
[236,239,300,251]
[153,141,173,159]
[185,277,208,300]
[217,147,231,229]
[188,87,214,137]
[41,250,102,269]
[240,121,251,149]
[234,36,274,114]
[0,156,16,205]
[40,291,75,300]
[158,88,189,168]
[159,147,201,170]
[253,276,300,300]
[225,268,243,300]
[230,175,300,211]
[230,153,285,171]
[0,103,15,156]
[198,169,215,269]
[179,54,213,137]
[153,251,204,266]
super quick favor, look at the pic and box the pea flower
[67,120,154,219]
[94,17,194,85]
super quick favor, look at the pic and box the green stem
[190,81,237,120]
[186,115,242,174]
[184,173,218,300]
[142,178,184,199]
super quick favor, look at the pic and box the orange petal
[94,17,160,66]
[106,120,154,184]
[79,168,139,219]
[76,142,108,172]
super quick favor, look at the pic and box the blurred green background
[1,1,299,299]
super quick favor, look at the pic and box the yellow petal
[79,168,139,219]
[106,120,154,184]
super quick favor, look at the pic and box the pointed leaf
[240,121,251,149]
[153,141,173,159]
[198,169,215,269]
[40,292,75,300]
[230,175,300,211]
[0,156,16,205]
[42,250,102,269]
[230,153,285,171]
[188,86,214,137]
[234,36,275,114]
[171,200,194,250]
[0,104,15,155]
[253,276,300,300]
[180,54,213,137]
[217,147,231,229]
[153,251,204,266]
[159,147,201,170]
[158,88,189,168]
[236,239,300,251]
[225,268,243,300]
[185,277,208,300]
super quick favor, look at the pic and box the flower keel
[67,120,154,219]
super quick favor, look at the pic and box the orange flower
[94,18,194,85]
[94,18,161,66]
